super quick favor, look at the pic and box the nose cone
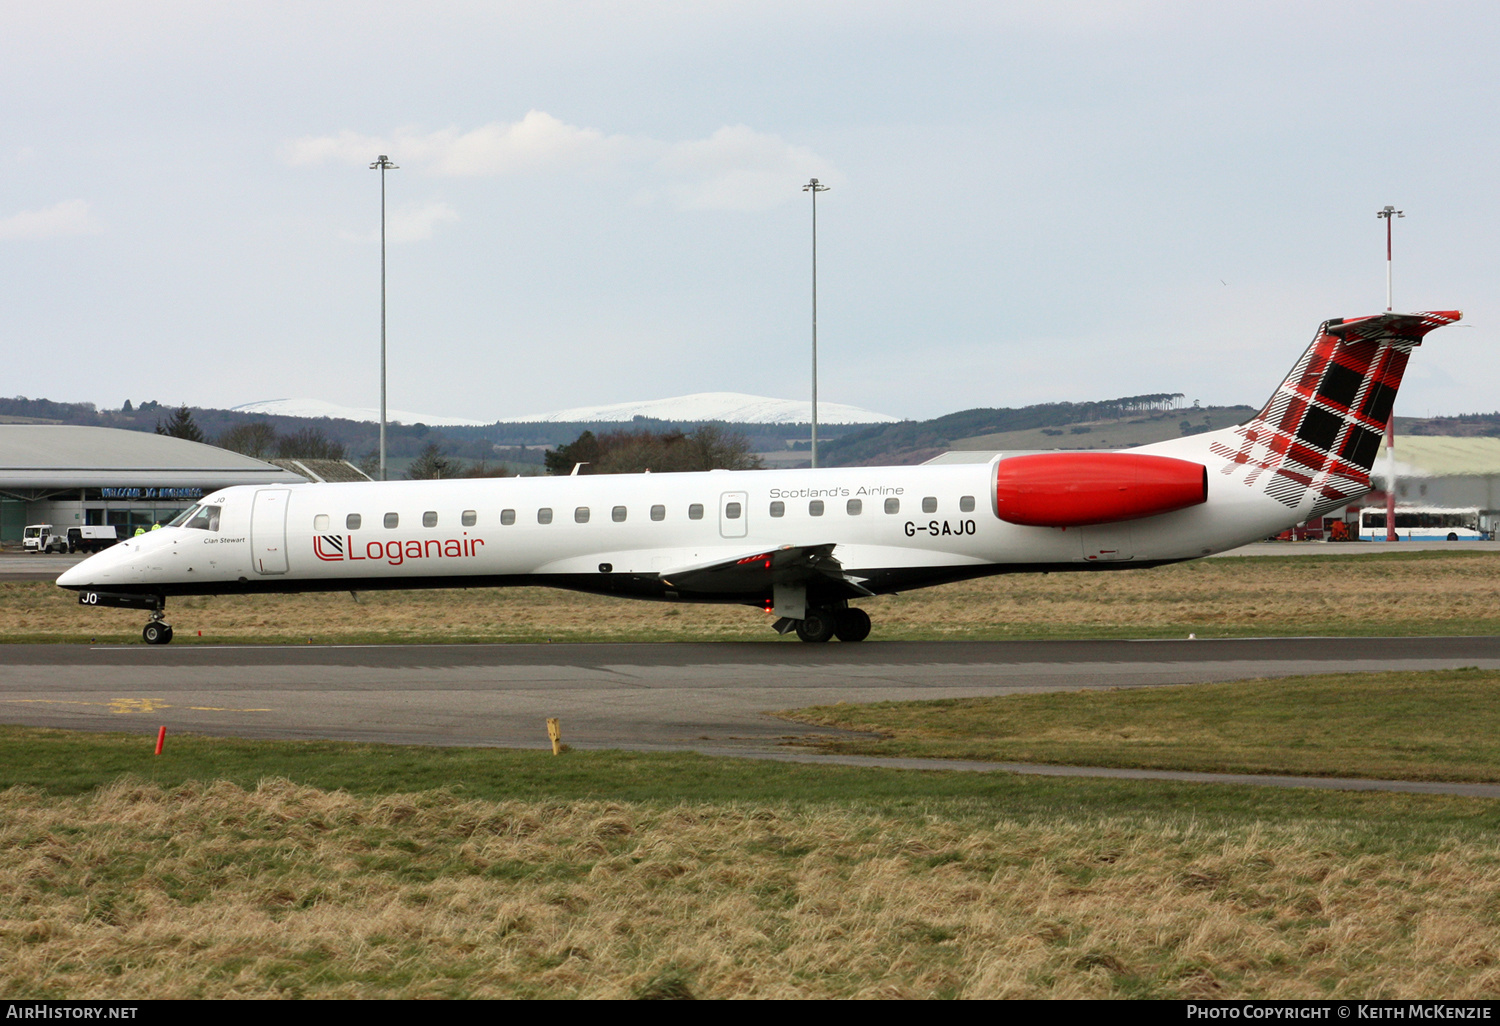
[57,555,100,589]
[57,545,129,589]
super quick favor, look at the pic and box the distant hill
[505,391,898,425]
[232,392,898,427]
[948,405,1259,455]
[7,393,1498,471]
[820,395,1230,466]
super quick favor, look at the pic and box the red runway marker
[154,726,166,755]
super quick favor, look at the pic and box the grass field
[782,668,1500,782]
[7,551,1500,997]
[3,725,1500,999]
[9,549,1500,644]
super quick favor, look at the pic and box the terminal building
[0,426,366,543]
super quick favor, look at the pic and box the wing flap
[658,543,873,597]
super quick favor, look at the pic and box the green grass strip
[1,722,1497,839]
[782,668,1500,782]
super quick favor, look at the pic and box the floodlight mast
[370,155,399,481]
[803,178,829,468]
[1377,205,1403,312]
[1376,204,1403,541]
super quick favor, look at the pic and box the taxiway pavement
[4,636,1498,752]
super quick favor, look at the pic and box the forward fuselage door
[719,491,748,538]
[251,488,291,575]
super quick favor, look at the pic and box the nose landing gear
[143,604,173,645]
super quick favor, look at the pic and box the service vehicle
[22,525,68,554]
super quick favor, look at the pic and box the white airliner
[60,310,1460,645]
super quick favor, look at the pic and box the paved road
[3,637,1499,794]
[0,552,86,581]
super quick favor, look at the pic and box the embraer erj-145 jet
[60,310,1460,644]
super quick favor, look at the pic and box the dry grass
[9,551,1500,643]
[4,778,1500,999]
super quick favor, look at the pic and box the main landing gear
[143,604,173,645]
[788,606,871,644]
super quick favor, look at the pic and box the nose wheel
[143,605,173,645]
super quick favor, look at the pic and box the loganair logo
[314,534,485,566]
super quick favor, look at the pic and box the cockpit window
[184,505,222,532]
[166,505,201,528]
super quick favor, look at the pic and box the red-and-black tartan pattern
[1209,311,1461,516]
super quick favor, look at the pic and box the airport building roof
[266,458,372,483]
[923,450,1036,465]
[0,425,306,491]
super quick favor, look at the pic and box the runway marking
[2,698,272,714]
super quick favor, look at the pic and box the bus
[1357,506,1487,541]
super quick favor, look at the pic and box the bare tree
[276,428,347,461]
[216,421,278,458]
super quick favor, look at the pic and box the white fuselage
[56,427,1318,603]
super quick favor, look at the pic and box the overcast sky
[4,1,1497,423]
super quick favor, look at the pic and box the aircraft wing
[657,543,875,597]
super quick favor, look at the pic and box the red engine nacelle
[994,452,1208,528]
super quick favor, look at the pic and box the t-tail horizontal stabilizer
[1210,309,1461,518]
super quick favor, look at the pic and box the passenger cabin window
[462,510,477,527]
[384,512,399,529]
[688,504,704,520]
[575,507,590,523]
[922,497,938,514]
[423,511,438,528]
[847,499,862,515]
[612,506,627,522]
[725,502,742,519]
[809,500,825,517]
[650,505,666,521]
[960,495,976,513]
[501,509,516,526]
[770,501,785,518]
[884,498,900,514]
[184,505,222,532]
[346,513,362,530]
[538,508,553,525]
[314,514,330,532]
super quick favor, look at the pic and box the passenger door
[250,489,291,574]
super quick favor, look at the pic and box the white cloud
[658,125,839,212]
[0,199,102,241]
[341,199,459,244]
[284,112,838,212]
[283,112,636,175]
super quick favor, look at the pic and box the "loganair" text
[313,534,485,566]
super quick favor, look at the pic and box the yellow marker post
[546,718,561,756]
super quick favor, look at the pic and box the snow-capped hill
[230,399,491,427]
[232,393,899,426]
[511,392,898,424]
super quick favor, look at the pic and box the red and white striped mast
[1377,205,1403,541]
